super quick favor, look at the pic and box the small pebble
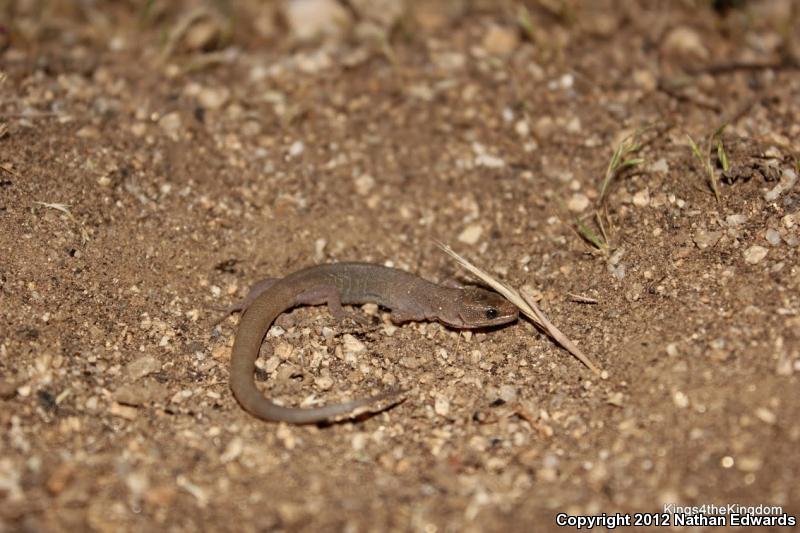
[661,26,709,60]
[123,356,162,381]
[400,356,423,369]
[220,437,243,463]
[481,24,519,56]
[633,69,657,91]
[725,214,747,227]
[282,0,352,43]
[274,341,294,361]
[693,229,722,249]
[666,343,679,357]
[197,86,230,110]
[354,174,375,195]
[743,245,768,265]
[351,433,367,451]
[567,193,590,212]
[314,375,334,391]
[472,142,505,168]
[607,248,626,280]
[672,391,689,409]
[475,152,505,168]
[109,402,138,420]
[498,384,518,403]
[123,472,149,504]
[114,379,166,406]
[184,19,223,51]
[764,168,797,201]
[288,140,305,157]
[566,117,582,133]
[176,475,208,507]
[606,392,624,407]
[170,389,193,405]
[158,112,182,137]
[275,425,296,450]
[264,356,281,373]
[650,158,669,173]
[632,189,650,207]
[342,334,367,357]
[434,394,450,417]
[737,456,762,472]
[533,116,555,138]
[765,229,781,246]
[457,224,483,245]
[754,407,776,425]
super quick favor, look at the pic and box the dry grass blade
[35,201,72,214]
[35,201,90,244]
[568,292,598,304]
[436,242,602,375]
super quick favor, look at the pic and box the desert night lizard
[226,262,518,424]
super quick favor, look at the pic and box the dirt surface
[1,1,799,531]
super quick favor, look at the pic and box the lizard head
[441,287,518,328]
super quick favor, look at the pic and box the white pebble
[282,0,351,43]
[220,437,243,463]
[314,375,334,391]
[743,245,768,265]
[354,174,375,195]
[434,394,450,417]
[288,140,305,157]
[351,433,367,451]
[498,384,518,403]
[632,188,650,207]
[725,214,747,227]
[567,193,590,212]
[764,168,797,201]
[754,407,776,425]
[672,391,690,409]
[158,112,182,136]
[457,224,483,245]
[765,229,781,246]
[475,153,506,168]
[197,86,230,110]
[342,334,367,356]
[666,343,679,357]
[274,341,294,361]
[650,158,669,173]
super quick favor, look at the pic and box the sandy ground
[1,1,799,531]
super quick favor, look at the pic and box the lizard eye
[485,308,498,320]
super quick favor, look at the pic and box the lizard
[224,262,518,424]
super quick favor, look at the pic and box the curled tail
[228,282,404,424]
